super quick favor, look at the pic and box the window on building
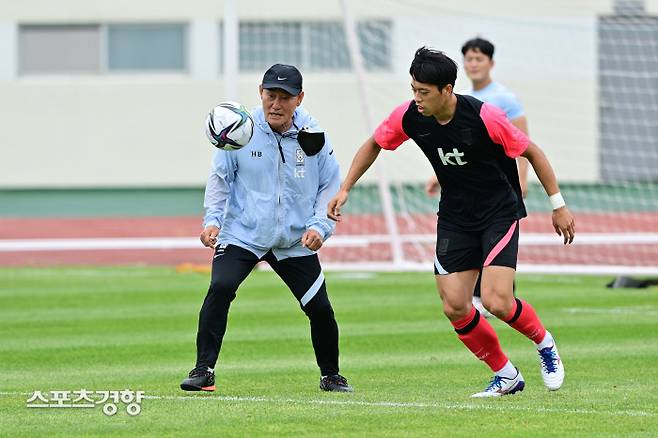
[239,22,303,71]
[108,24,186,71]
[19,25,101,74]
[307,22,350,70]
[357,20,391,70]
[19,23,187,75]
[236,20,392,72]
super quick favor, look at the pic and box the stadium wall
[0,0,640,188]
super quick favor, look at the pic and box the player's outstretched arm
[327,136,382,221]
[522,142,575,244]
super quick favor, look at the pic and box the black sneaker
[320,374,353,392]
[180,366,216,392]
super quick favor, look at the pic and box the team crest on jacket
[295,148,305,178]
[295,148,305,164]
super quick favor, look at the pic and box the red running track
[0,213,656,267]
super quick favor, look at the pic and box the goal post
[228,0,658,275]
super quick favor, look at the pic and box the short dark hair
[409,47,458,90]
[461,37,495,59]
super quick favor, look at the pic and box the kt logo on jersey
[437,147,467,166]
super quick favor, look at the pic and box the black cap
[261,64,303,96]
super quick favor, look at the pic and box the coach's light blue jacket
[203,106,341,260]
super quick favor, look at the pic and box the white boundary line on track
[1,235,656,274]
[1,232,658,251]
[0,392,654,417]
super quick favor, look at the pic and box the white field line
[1,232,657,252]
[318,263,658,275]
[565,307,658,316]
[0,391,653,417]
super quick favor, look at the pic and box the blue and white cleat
[471,368,525,398]
[538,342,564,390]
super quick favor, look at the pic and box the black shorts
[434,220,519,275]
[211,244,327,307]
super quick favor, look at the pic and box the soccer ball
[205,101,254,151]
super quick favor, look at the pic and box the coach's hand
[301,229,324,251]
[200,225,220,248]
[552,207,575,245]
[327,190,349,222]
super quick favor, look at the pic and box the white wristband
[549,192,566,210]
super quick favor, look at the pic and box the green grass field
[1,267,657,436]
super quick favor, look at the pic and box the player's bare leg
[479,266,516,319]
[435,270,478,322]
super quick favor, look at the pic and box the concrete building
[1,0,656,187]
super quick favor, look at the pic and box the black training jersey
[374,94,528,231]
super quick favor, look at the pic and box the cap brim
[262,83,301,96]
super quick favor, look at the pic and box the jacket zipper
[274,133,286,163]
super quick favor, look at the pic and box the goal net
[234,0,658,274]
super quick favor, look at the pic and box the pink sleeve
[480,102,529,158]
[374,101,411,150]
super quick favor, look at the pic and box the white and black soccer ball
[205,101,254,151]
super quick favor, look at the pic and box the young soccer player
[426,37,530,197]
[328,47,574,397]
[425,37,530,319]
